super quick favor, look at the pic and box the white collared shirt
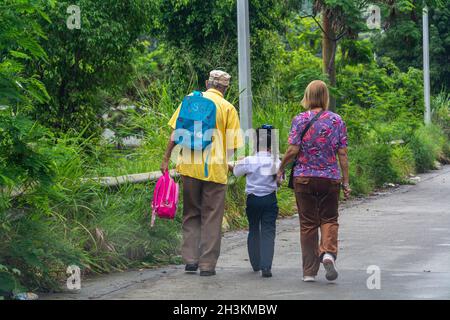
[233,151,281,197]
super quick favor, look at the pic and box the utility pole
[237,0,253,132]
[423,3,432,125]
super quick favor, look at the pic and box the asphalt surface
[46,166,450,300]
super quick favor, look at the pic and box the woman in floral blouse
[277,80,351,283]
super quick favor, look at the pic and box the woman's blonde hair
[301,80,329,110]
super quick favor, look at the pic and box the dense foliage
[0,0,449,297]
[374,1,450,92]
[28,0,156,136]
[0,0,50,111]
[150,0,295,92]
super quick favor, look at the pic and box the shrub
[0,111,54,193]
[432,92,450,139]
[0,264,24,299]
[390,145,416,178]
[1,212,84,292]
[410,125,447,172]
[348,143,403,195]
[365,144,399,187]
[1,133,183,295]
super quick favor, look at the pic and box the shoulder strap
[288,111,325,190]
[300,111,325,142]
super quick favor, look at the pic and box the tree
[0,0,51,112]
[300,0,370,111]
[0,0,54,194]
[373,0,449,93]
[151,0,295,93]
[29,0,156,136]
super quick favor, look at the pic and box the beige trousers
[181,176,227,271]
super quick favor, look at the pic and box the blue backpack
[175,91,217,176]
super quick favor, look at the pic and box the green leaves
[26,0,159,136]
[373,2,449,93]
[0,0,50,109]
[0,111,55,192]
[0,264,24,297]
[152,0,294,92]
[394,0,416,13]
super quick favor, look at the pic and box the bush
[410,125,447,172]
[348,144,398,196]
[1,212,84,292]
[432,92,450,139]
[390,145,416,178]
[1,133,183,295]
[0,264,24,299]
[0,111,54,194]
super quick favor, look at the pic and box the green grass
[410,125,448,173]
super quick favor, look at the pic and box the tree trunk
[322,12,337,112]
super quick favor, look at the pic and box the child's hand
[228,164,234,173]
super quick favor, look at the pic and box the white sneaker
[302,276,316,282]
[322,253,338,281]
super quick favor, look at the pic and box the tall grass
[1,133,182,295]
[410,125,448,172]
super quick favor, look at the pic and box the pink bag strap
[151,171,169,228]
[166,178,173,203]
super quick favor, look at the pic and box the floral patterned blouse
[288,110,348,180]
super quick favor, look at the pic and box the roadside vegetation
[1,0,449,296]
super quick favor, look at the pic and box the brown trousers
[294,177,340,277]
[181,176,227,271]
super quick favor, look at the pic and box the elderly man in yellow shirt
[161,70,243,276]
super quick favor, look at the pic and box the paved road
[47,166,450,300]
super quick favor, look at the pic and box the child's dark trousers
[246,192,279,271]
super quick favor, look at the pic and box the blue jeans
[246,192,279,271]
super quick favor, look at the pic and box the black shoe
[252,267,261,272]
[261,269,272,278]
[200,270,216,277]
[185,264,199,273]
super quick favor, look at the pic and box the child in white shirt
[230,125,280,278]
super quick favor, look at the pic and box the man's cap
[208,70,231,87]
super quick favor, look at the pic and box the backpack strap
[204,148,211,177]
[192,91,203,97]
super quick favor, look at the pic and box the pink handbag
[151,171,179,227]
